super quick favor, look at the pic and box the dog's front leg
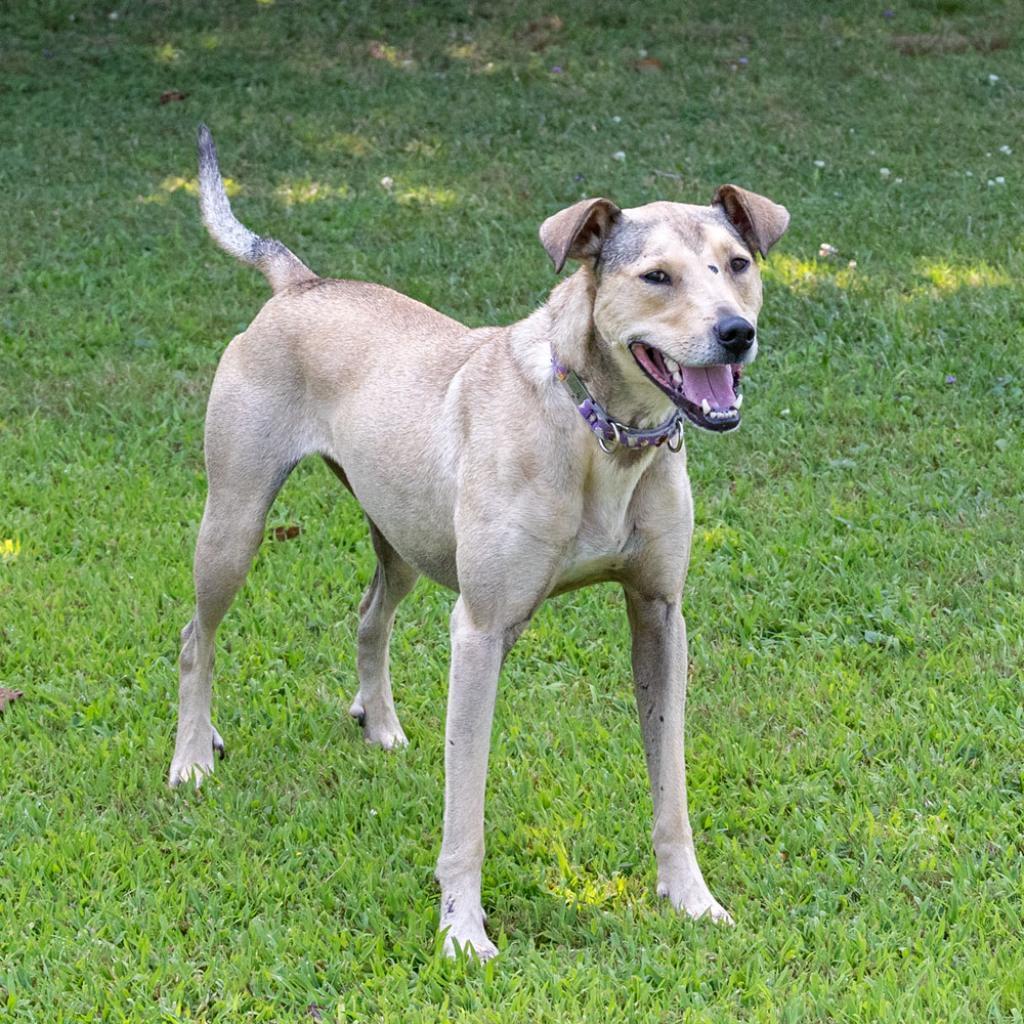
[434,595,509,960]
[625,590,733,924]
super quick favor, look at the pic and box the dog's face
[540,186,789,432]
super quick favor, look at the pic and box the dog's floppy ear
[712,185,789,257]
[539,198,621,273]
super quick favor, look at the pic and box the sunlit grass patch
[274,180,351,205]
[367,39,415,70]
[404,138,441,158]
[695,525,744,554]
[395,184,459,207]
[919,260,1012,294]
[154,42,183,64]
[764,253,858,293]
[541,837,638,909]
[138,175,242,205]
[330,132,375,158]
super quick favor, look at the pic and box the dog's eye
[641,270,671,285]
[729,257,750,273]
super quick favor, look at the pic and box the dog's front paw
[439,897,498,962]
[658,877,734,925]
[168,725,226,789]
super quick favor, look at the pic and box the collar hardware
[553,357,684,454]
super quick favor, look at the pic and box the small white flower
[847,260,857,269]
[988,73,1000,84]
[987,179,996,187]
[611,115,622,123]
[780,408,791,417]
[965,171,973,177]
[995,176,1006,185]
[879,167,891,178]
[379,176,394,191]
[999,145,1012,155]
[818,242,838,258]
[813,159,826,168]
[612,150,626,162]
[894,177,903,184]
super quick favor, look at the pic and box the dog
[170,125,789,959]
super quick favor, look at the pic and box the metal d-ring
[667,418,684,453]
[597,421,621,454]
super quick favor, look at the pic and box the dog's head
[540,186,789,432]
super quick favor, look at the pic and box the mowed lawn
[2,1,1023,1020]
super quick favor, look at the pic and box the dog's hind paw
[440,909,498,962]
[168,725,225,789]
[658,878,734,925]
[168,757,213,789]
[349,696,408,751]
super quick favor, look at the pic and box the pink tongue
[681,365,736,410]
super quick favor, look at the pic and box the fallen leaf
[890,32,1008,56]
[0,687,24,714]
[517,14,564,51]
[159,89,188,105]
[633,57,663,73]
[272,525,301,541]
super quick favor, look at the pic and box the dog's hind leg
[349,520,418,749]
[169,385,304,788]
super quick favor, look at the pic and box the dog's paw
[168,756,213,789]
[168,726,225,789]
[439,899,497,962]
[658,879,734,925]
[349,696,408,751]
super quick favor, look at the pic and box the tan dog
[170,125,789,959]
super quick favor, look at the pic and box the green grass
[2,0,1024,1020]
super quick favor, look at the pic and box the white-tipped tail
[196,124,316,293]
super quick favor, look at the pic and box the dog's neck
[511,267,676,430]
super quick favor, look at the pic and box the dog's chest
[555,455,652,589]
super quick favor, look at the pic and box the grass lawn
[2,0,1023,1020]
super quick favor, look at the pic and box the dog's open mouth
[630,341,743,433]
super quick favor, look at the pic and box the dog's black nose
[716,316,756,355]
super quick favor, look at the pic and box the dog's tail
[196,124,317,293]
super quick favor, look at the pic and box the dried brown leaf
[633,57,664,73]
[890,32,1008,56]
[0,687,24,713]
[517,14,564,51]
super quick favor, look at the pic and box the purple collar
[553,358,684,454]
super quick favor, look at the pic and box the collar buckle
[552,355,684,455]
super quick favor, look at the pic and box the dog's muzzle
[629,340,744,433]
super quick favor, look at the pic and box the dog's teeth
[671,371,682,385]
[701,399,711,415]
[734,394,743,409]
[665,356,678,373]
